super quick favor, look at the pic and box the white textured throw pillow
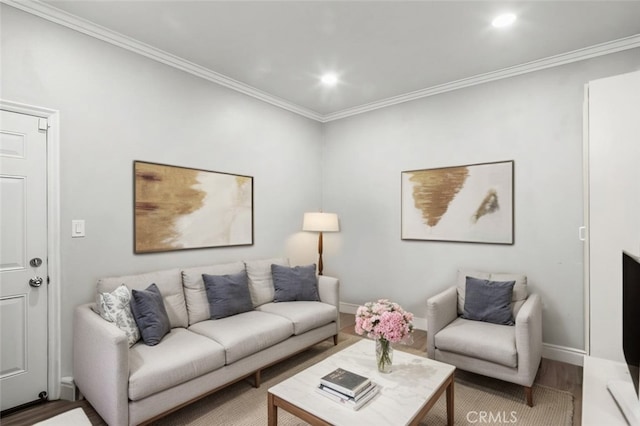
[96,284,140,347]
[245,258,289,307]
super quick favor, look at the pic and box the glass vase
[376,338,393,373]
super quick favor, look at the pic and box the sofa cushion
[271,264,319,302]
[434,317,517,368]
[97,268,187,328]
[203,270,253,319]
[256,301,337,335]
[131,283,171,346]
[188,311,293,364]
[245,258,289,307]
[95,284,140,347]
[128,328,225,401]
[462,277,515,325]
[457,270,528,316]
[182,262,246,325]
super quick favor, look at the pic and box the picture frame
[134,161,253,253]
[401,160,514,244]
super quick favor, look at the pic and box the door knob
[29,277,44,288]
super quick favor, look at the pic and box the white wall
[322,49,640,351]
[3,2,640,382]
[1,5,323,377]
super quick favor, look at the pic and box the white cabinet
[586,70,640,361]
[582,356,635,425]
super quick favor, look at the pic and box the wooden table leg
[446,375,454,426]
[268,392,277,426]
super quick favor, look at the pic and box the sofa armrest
[73,303,129,426]
[318,275,339,307]
[318,276,340,331]
[515,293,543,386]
[426,286,458,359]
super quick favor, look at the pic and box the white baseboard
[339,302,359,314]
[542,343,586,366]
[59,376,79,401]
[339,302,585,366]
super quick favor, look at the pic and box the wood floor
[1,313,583,426]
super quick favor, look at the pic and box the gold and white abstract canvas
[135,161,253,253]
[401,161,513,244]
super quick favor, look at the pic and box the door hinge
[47,276,50,285]
[38,118,48,131]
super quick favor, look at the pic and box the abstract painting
[134,161,253,253]
[401,160,513,244]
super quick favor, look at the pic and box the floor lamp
[303,212,339,275]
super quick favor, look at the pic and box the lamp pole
[317,231,324,275]
[302,212,339,276]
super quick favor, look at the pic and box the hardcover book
[316,383,379,410]
[320,382,376,402]
[320,368,371,397]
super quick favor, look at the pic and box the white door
[0,110,49,410]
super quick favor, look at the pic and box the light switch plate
[72,220,85,238]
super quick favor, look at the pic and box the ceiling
[19,1,640,120]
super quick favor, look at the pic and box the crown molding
[322,34,640,122]
[3,0,324,122]
[4,0,639,124]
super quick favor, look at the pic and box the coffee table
[267,339,455,425]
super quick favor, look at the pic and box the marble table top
[268,338,455,425]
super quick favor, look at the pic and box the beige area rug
[34,408,92,426]
[154,335,573,426]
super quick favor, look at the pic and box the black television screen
[623,250,640,398]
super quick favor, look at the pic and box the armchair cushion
[462,277,515,325]
[434,317,517,368]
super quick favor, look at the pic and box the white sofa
[73,258,339,426]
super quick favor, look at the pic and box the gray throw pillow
[271,264,319,302]
[462,277,516,325]
[202,270,253,319]
[130,283,171,346]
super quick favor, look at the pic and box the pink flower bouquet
[355,299,414,372]
[355,299,414,343]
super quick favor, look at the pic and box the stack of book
[316,368,379,410]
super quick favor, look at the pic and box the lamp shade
[302,212,339,232]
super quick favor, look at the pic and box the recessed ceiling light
[320,73,338,86]
[492,13,517,28]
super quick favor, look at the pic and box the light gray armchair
[426,271,542,406]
